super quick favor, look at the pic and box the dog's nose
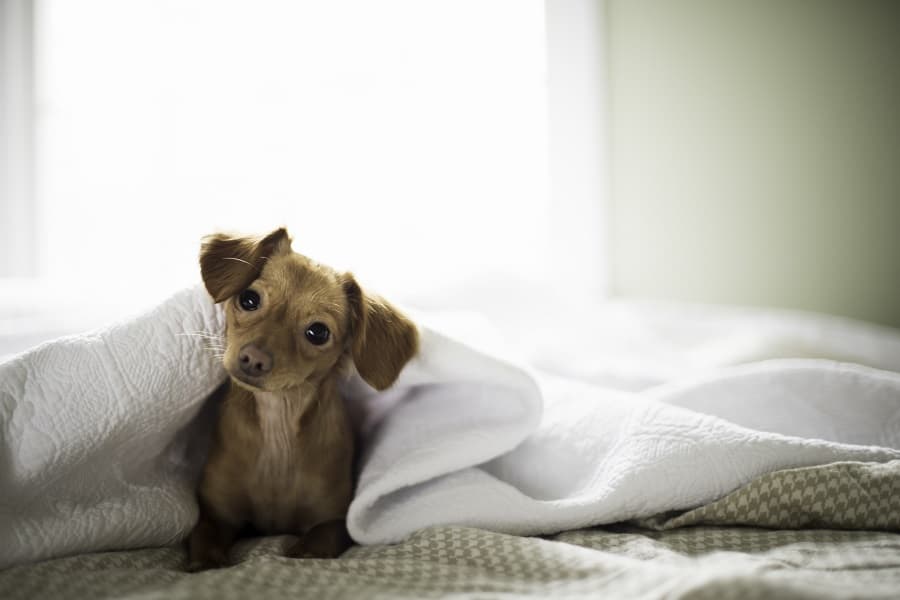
[238,344,273,377]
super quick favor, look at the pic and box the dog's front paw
[287,533,343,559]
[287,520,352,559]
[186,545,230,572]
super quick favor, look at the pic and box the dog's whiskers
[223,256,253,267]
[178,330,224,338]
[179,331,226,342]
[178,331,227,361]
[203,345,227,360]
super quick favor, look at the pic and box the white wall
[607,0,900,327]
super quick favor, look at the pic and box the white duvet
[2,286,900,568]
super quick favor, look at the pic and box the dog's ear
[343,275,418,391]
[199,228,292,302]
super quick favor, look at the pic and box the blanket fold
[2,286,900,569]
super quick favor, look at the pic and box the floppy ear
[343,275,418,391]
[199,228,292,302]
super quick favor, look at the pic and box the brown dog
[187,227,418,570]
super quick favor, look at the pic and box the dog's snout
[238,344,273,377]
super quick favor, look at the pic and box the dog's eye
[238,289,261,311]
[305,322,330,346]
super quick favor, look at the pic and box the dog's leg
[186,501,240,571]
[287,519,353,559]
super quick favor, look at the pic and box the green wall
[607,0,900,327]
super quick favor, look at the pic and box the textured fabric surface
[636,460,900,532]
[0,286,543,569]
[353,361,900,545]
[0,287,227,569]
[5,284,900,573]
[2,526,899,599]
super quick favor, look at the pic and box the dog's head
[199,227,418,392]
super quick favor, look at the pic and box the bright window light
[34,0,550,309]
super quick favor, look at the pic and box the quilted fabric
[0,287,227,569]
[2,526,900,599]
[0,286,545,569]
[349,360,900,545]
[4,285,900,570]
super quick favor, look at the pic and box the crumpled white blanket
[2,286,899,568]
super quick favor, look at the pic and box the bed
[2,292,899,599]
[2,525,899,599]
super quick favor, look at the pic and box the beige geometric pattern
[3,461,900,599]
[635,460,900,531]
[1,525,900,599]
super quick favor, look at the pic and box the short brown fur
[188,228,418,570]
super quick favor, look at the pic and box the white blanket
[2,286,900,568]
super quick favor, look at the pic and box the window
[2,0,607,332]
[1,0,35,278]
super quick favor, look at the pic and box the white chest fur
[250,389,314,532]
[255,391,302,476]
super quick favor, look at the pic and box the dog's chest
[249,391,315,532]
[255,392,300,478]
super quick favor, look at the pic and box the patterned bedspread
[3,460,900,599]
[637,460,900,531]
[1,526,898,599]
